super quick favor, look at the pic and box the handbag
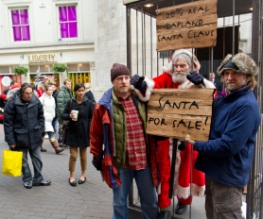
[61,121,69,144]
[61,99,72,144]
[2,150,23,177]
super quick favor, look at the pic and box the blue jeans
[18,147,44,183]
[46,131,55,139]
[112,167,158,219]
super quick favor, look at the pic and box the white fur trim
[175,184,205,199]
[203,78,216,88]
[178,80,193,89]
[131,77,155,102]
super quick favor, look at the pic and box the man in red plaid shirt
[90,63,158,219]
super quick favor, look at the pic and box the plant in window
[13,66,29,75]
[52,63,68,73]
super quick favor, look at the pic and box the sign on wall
[28,54,57,63]
[156,0,218,51]
[146,88,214,141]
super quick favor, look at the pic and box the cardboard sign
[146,88,214,141]
[156,0,218,51]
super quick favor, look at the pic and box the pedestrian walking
[62,83,94,186]
[39,84,64,154]
[57,79,73,147]
[4,83,51,189]
[84,82,96,104]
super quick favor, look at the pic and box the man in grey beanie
[187,53,260,219]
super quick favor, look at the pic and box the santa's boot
[41,137,47,152]
[50,137,64,154]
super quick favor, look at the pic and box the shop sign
[146,88,214,141]
[28,54,57,63]
[156,0,218,51]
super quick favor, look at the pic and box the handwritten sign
[156,0,218,51]
[146,88,214,141]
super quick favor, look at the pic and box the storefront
[0,50,95,93]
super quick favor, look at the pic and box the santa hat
[162,49,201,74]
[217,53,258,76]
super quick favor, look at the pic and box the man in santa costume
[131,49,215,219]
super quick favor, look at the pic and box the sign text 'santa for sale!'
[146,88,214,141]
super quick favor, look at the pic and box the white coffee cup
[71,110,79,121]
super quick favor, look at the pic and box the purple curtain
[11,9,30,41]
[59,6,77,38]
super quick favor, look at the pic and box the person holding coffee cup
[62,83,94,186]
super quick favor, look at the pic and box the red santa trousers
[175,142,205,205]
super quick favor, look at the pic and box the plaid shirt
[119,95,148,170]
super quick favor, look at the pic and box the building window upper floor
[11,8,30,41]
[59,5,78,39]
[0,0,96,47]
[9,4,78,43]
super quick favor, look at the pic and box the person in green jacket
[57,79,73,147]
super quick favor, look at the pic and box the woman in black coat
[62,83,94,186]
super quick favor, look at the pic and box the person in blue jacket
[186,53,260,219]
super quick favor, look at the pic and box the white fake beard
[172,72,187,83]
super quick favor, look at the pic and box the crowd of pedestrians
[1,51,260,219]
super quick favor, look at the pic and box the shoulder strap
[69,99,72,111]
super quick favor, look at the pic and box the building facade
[0,0,96,92]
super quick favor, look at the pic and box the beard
[172,72,188,83]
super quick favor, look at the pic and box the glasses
[23,92,33,96]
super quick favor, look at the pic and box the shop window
[40,65,51,73]
[79,63,90,71]
[11,9,30,41]
[67,72,90,92]
[29,65,39,73]
[68,64,78,72]
[0,66,10,74]
[59,5,78,38]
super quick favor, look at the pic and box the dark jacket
[84,90,96,104]
[4,90,45,149]
[62,96,94,147]
[194,86,260,188]
[57,86,73,120]
[52,89,59,119]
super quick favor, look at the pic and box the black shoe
[78,177,86,184]
[33,179,51,186]
[69,178,77,187]
[158,210,171,219]
[24,181,33,189]
[175,202,188,215]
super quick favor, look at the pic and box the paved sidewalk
[0,124,206,219]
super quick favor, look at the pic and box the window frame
[10,7,31,42]
[57,4,78,39]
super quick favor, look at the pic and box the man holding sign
[188,53,260,219]
[131,49,215,218]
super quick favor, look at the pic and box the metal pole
[232,0,235,55]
